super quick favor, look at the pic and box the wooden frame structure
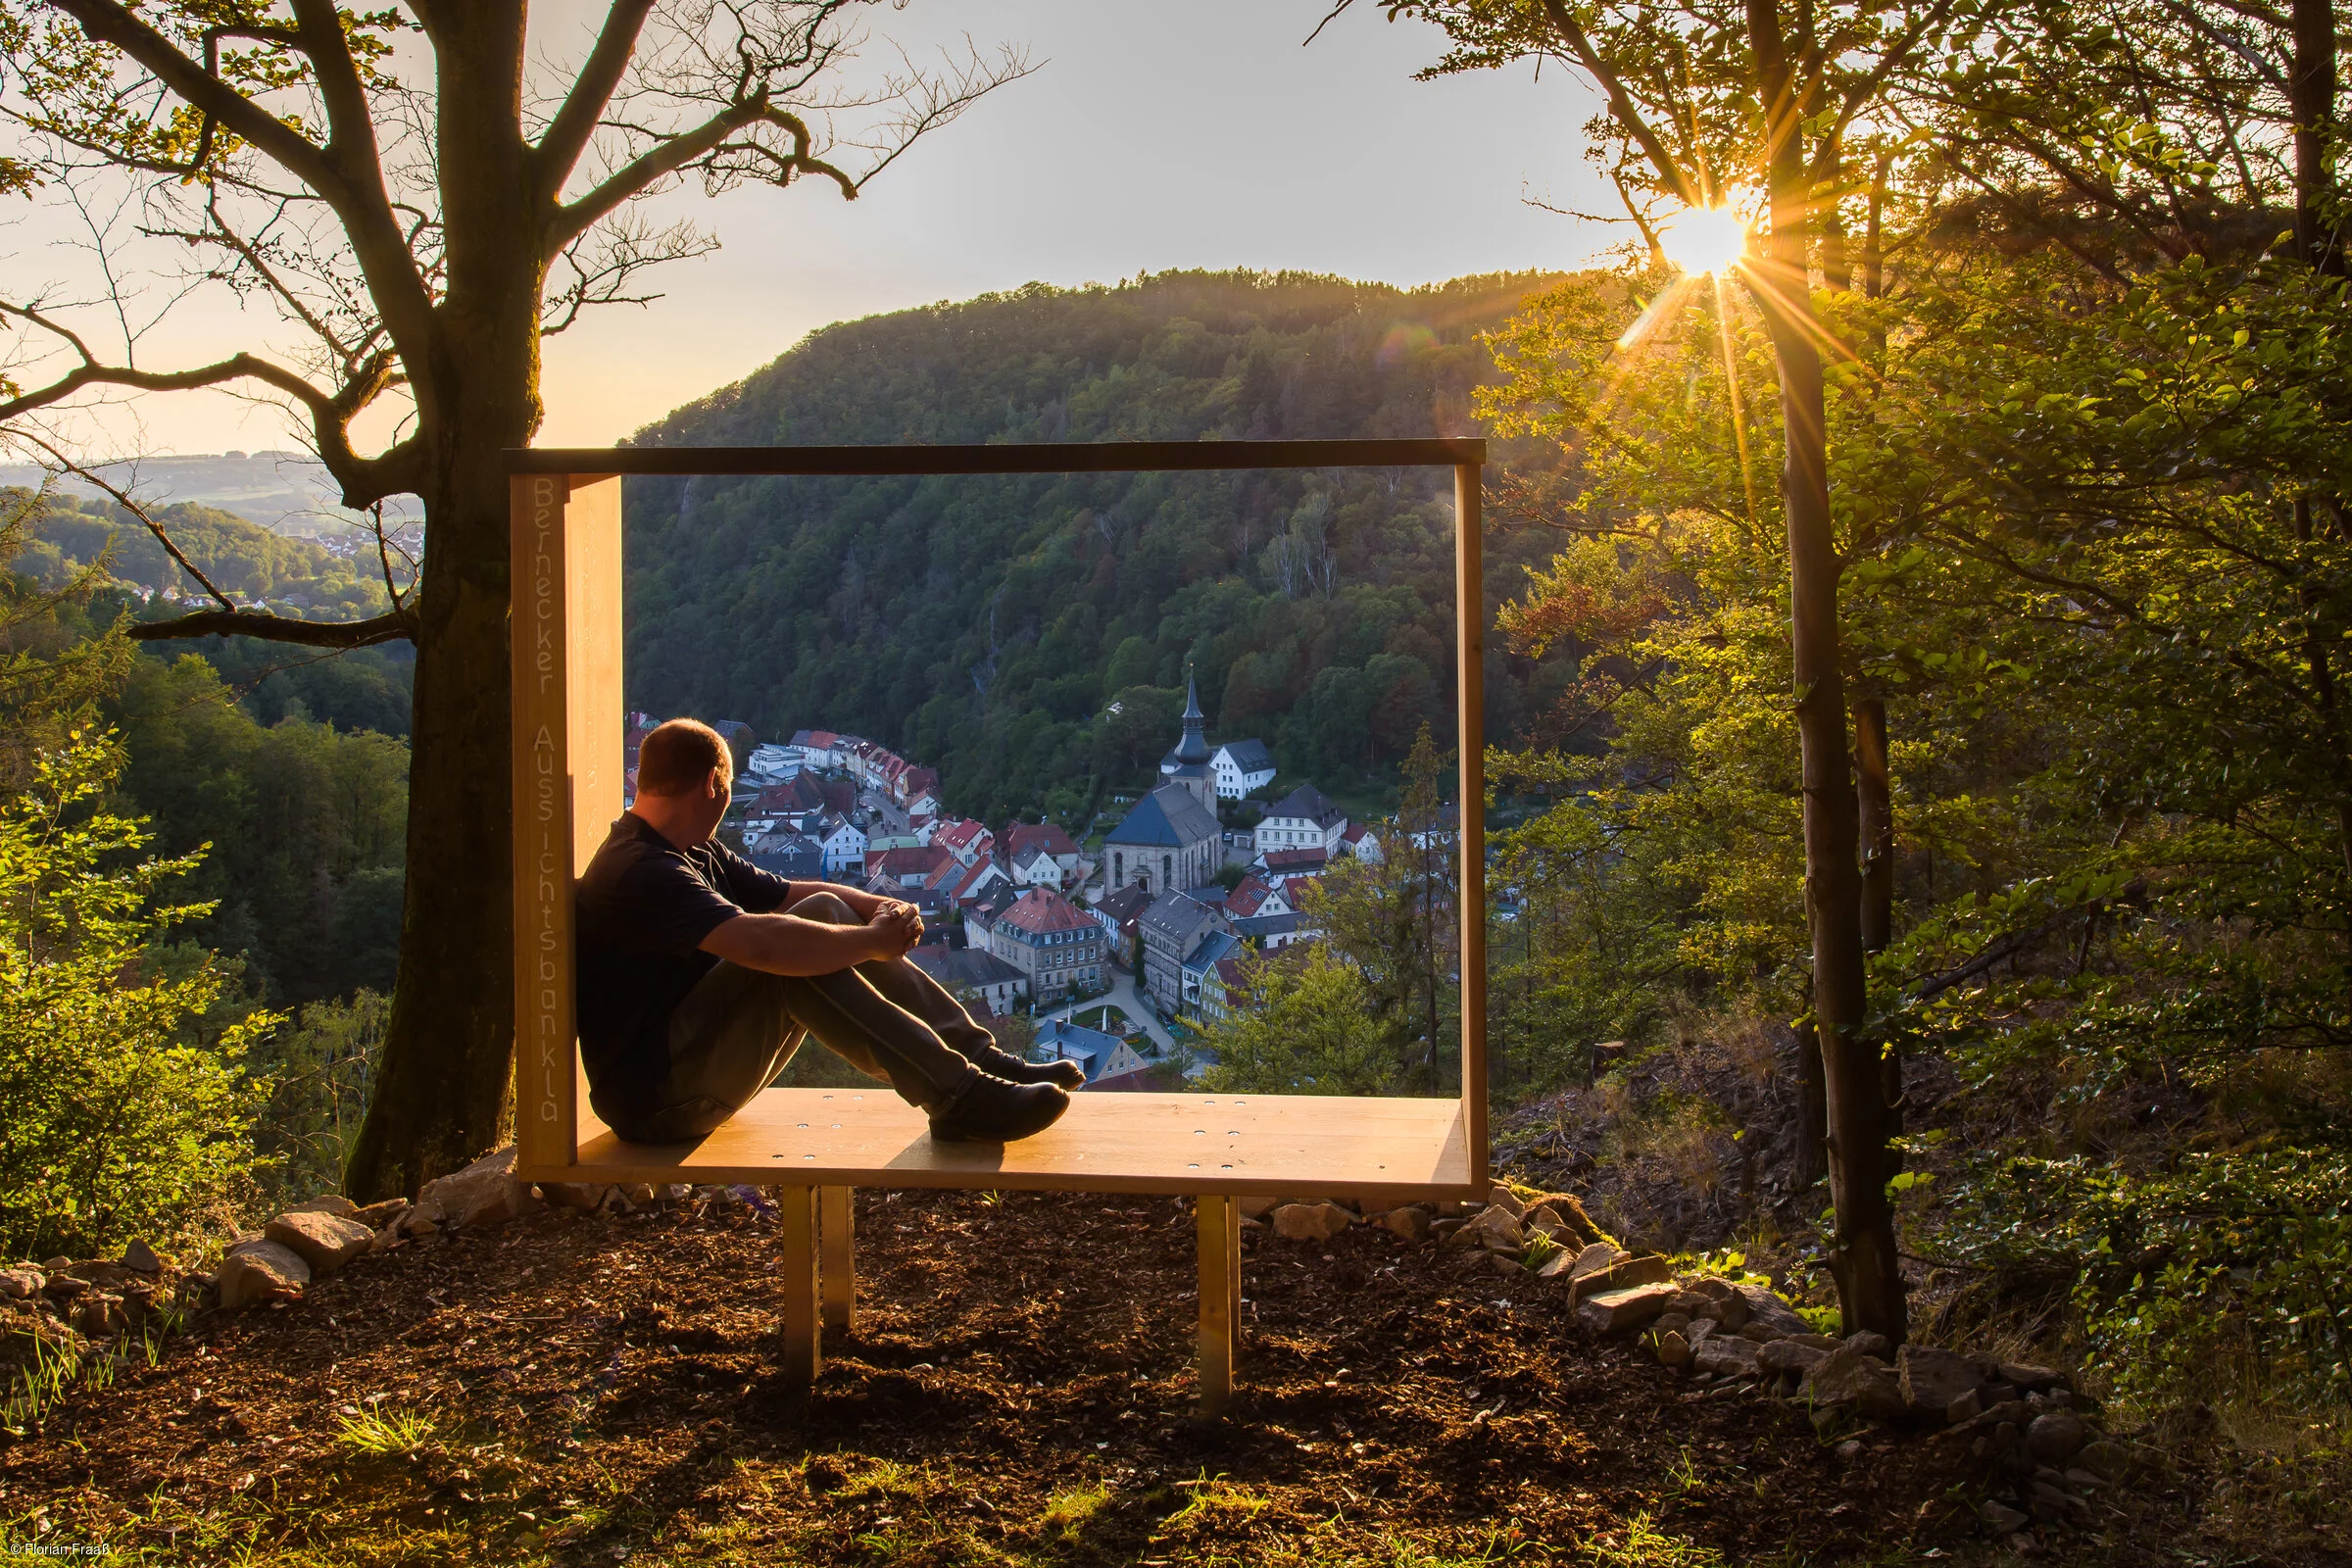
[507,439,1490,1412]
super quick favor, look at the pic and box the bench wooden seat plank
[530,1086,1476,1200]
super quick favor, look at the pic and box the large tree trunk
[346,5,543,1200]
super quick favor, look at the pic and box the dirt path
[0,1190,2329,1566]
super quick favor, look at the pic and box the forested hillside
[12,489,402,617]
[622,270,1572,821]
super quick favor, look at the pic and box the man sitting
[574,718,1081,1146]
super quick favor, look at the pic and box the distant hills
[620,269,1575,825]
[8,488,404,620]
[0,450,421,537]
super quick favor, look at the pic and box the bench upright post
[509,471,620,1176]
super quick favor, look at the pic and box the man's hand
[870,900,923,958]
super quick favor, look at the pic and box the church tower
[1158,665,1217,809]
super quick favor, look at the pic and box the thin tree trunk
[1749,0,1906,1336]
[2291,0,2341,276]
[1792,979,1828,1192]
[1854,697,1893,956]
[1853,695,1903,1122]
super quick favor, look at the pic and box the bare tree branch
[535,0,661,196]
[129,606,416,649]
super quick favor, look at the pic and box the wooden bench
[506,439,1492,1412]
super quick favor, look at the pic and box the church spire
[1174,662,1210,764]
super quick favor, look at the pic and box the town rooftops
[1214,738,1275,773]
[1227,873,1283,917]
[1266,783,1345,828]
[875,844,950,880]
[999,886,1094,936]
[1095,882,1153,926]
[748,836,823,880]
[907,946,1025,992]
[1001,821,1080,860]
[1262,847,1329,873]
[1183,929,1243,973]
[1105,782,1221,848]
[788,728,841,749]
[1233,910,1303,943]
[934,818,991,855]
[1139,889,1221,947]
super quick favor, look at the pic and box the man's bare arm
[701,910,909,975]
[795,880,897,922]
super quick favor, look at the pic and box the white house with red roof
[1340,822,1384,863]
[926,855,1009,909]
[1225,872,1291,920]
[987,887,1108,1003]
[930,818,995,866]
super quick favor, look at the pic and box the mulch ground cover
[0,1189,2338,1566]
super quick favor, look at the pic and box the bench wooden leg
[779,1185,821,1388]
[820,1186,855,1334]
[1197,1194,1237,1414]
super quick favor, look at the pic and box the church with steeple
[1103,668,1225,896]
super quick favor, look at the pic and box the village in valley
[620,674,1389,1092]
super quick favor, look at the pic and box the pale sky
[6,2,1615,458]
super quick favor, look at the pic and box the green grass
[1038,1479,1112,1540]
[334,1403,437,1457]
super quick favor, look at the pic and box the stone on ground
[1898,1344,1989,1420]
[1570,1253,1672,1302]
[1482,1183,1526,1218]
[1738,1285,1813,1337]
[1999,1360,2066,1393]
[1236,1196,1280,1221]
[290,1194,359,1217]
[1446,1204,1524,1252]
[1653,1328,1692,1366]
[1841,1330,1892,1361]
[1575,1281,1679,1333]
[0,1267,44,1299]
[2027,1411,2088,1465]
[120,1240,163,1275]
[264,1210,373,1276]
[417,1146,538,1228]
[216,1241,311,1308]
[1376,1206,1431,1243]
[351,1198,409,1230]
[1271,1202,1354,1243]
[1800,1344,1906,1419]
[1566,1242,1621,1279]
[1693,1335,1763,1378]
[543,1182,612,1211]
[1757,1339,1832,1378]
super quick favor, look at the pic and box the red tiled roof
[1227,874,1281,917]
[1263,848,1328,870]
[877,845,950,877]
[999,887,1092,935]
[1002,822,1079,859]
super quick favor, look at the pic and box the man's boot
[976,1048,1087,1091]
[928,1074,1071,1143]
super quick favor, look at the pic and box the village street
[1033,968,1178,1054]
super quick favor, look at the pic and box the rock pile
[1239,1179,2123,1549]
